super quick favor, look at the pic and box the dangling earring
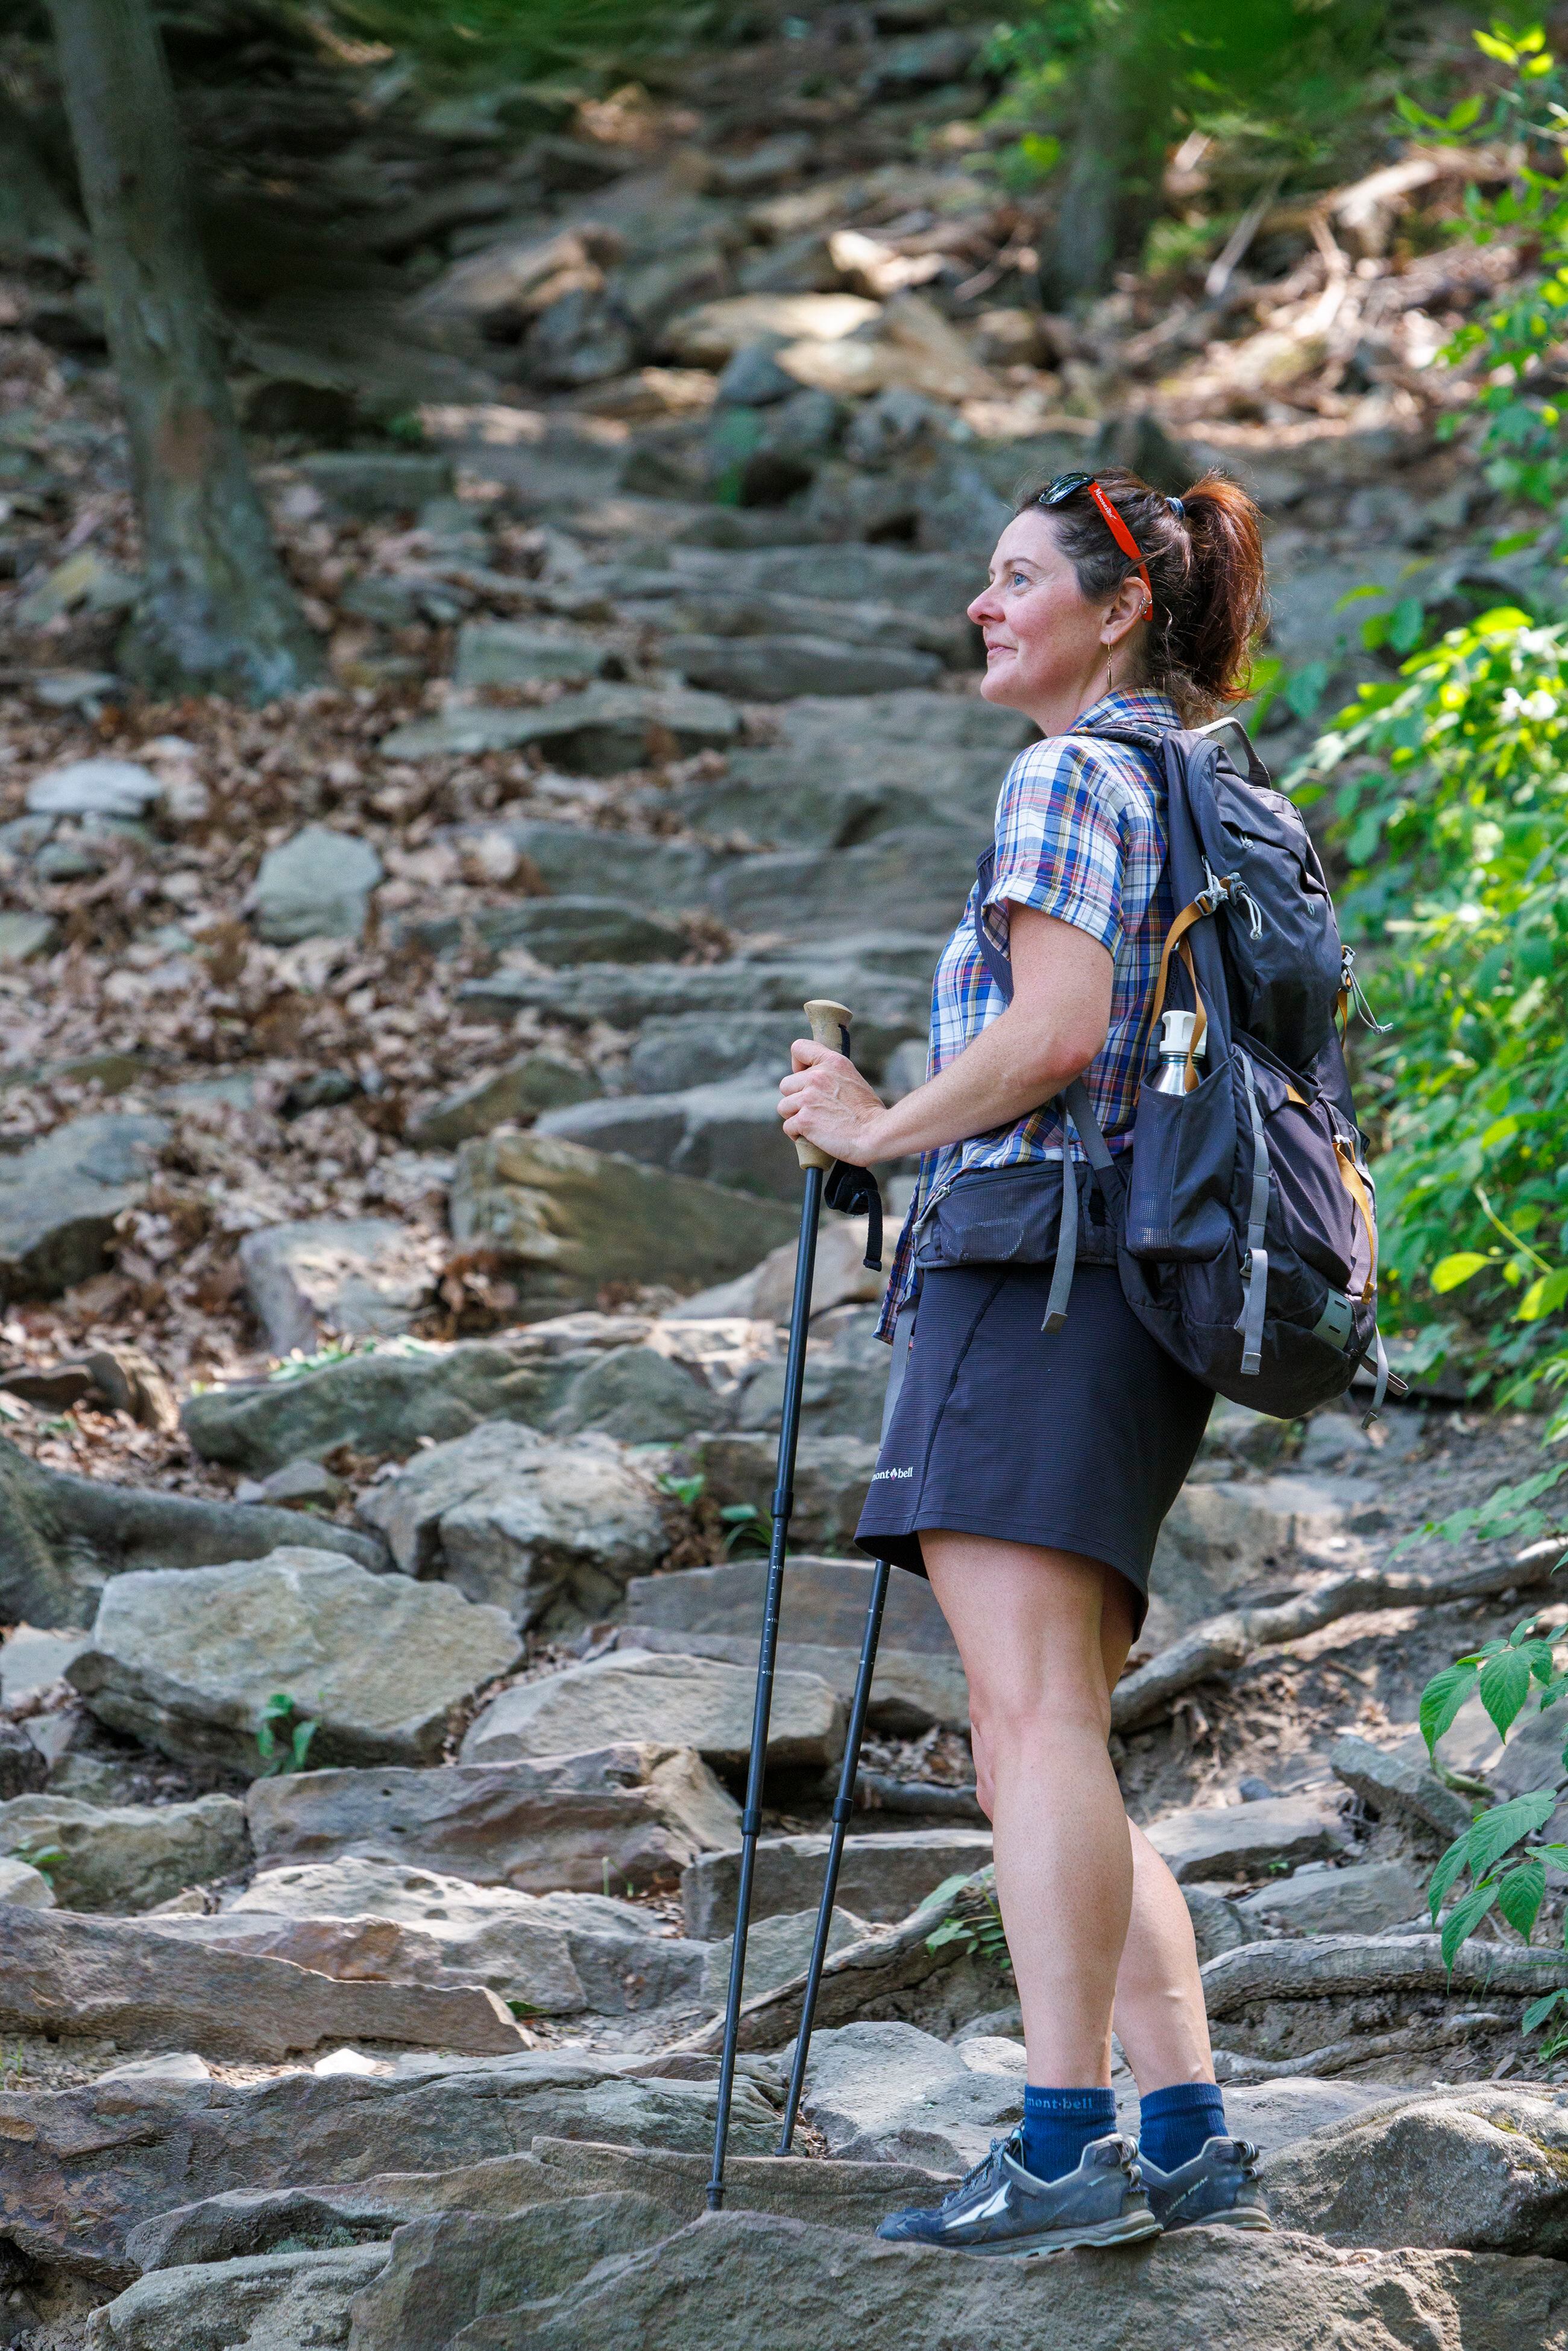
[1104,643,1115,696]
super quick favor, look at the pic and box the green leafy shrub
[1418,1614,1568,2051]
[1291,605,1568,1425]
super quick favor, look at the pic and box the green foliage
[924,1868,1014,1976]
[256,1692,318,1777]
[983,0,1423,231]
[1417,1618,1568,2022]
[1291,602,1568,1423]
[13,1842,64,1887]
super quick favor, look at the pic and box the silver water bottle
[1151,1008,1206,1095]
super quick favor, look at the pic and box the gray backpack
[974,715,1396,1421]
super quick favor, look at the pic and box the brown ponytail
[1012,465,1268,722]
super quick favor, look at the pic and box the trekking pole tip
[795,999,853,1170]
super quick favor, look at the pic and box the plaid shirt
[877,687,1179,1338]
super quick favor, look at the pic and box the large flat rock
[380,681,740,772]
[449,1129,797,1317]
[797,2019,1024,2170]
[181,1340,574,1475]
[0,1790,248,1913]
[223,1858,708,2015]
[0,1432,383,1627]
[91,2244,392,2351]
[462,1649,846,1772]
[682,1828,993,1939]
[357,1419,667,1630]
[69,1547,522,1775]
[0,2059,782,2286]
[0,1906,525,2062]
[477,2208,1568,2351]
[0,1111,167,1298]
[1144,1793,1351,1883]
[617,1626,968,1737]
[245,1744,740,1892]
[1148,1473,1376,1637]
[536,1080,801,1201]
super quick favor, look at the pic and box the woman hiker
[775,466,1273,2255]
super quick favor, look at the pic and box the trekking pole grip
[795,999,852,1172]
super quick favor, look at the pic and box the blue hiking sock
[1021,2085,1118,2183]
[1138,2081,1227,2174]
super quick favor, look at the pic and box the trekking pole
[706,997,851,2214]
[775,1551,889,2153]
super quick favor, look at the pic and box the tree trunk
[46,0,323,701]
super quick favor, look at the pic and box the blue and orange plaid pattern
[877,687,1180,1338]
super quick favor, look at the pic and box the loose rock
[357,1419,668,1629]
[246,1745,740,1892]
[449,1129,797,1316]
[462,1649,846,1771]
[69,1546,522,1774]
[406,1054,602,1148]
[682,1829,993,1940]
[239,1216,435,1355]
[796,2019,1024,2169]
[1145,1793,1351,1883]
[0,1110,167,1299]
[253,824,383,945]
[0,1790,248,1913]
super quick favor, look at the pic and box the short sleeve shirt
[877,686,1178,1336]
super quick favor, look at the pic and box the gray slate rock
[181,1341,575,1476]
[0,1432,383,1627]
[25,756,162,818]
[1145,1793,1351,1883]
[663,632,942,699]
[449,1129,796,1318]
[1238,1858,1425,1939]
[0,1854,53,1906]
[1148,1473,1363,1635]
[508,2208,1568,2351]
[233,1859,594,2013]
[1261,2085,1568,2256]
[796,2019,1024,2169]
[672,1432,877,1553]
[628,1556,952,1652]
[69,1547,522,1775]
[550,1343,714,1444]
[297,452,454,516]
[0,1790,248,1913]
[253,825,383,946]
[0,1905,524,2062]
[0,910,57,962]
[483,819,717,909]
[0,1110,167,1298]
[357,1419,667,1630]
[380,682,740,773]
[245,1745,740,1893]
[413,896,688,966]
[626,1012,804,1094]
[453,622,608,687]
[239,1217,433,1356]
[463,1649,845,1772]
[536,1080,799,1201]
[1330,1733,1475,1841]
[408,1053,602,1148]
[123,2141,956,2277]
[682,1828,993,1940]
[1,2057,780,2286]
[617,1626,966,1737]
[701,1904,866,2010]
[344,2197,672,2351]
[89,2244,392,2351]
[711,823,979,940]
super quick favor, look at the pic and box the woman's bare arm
[776,904,1113,1168]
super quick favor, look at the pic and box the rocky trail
[2,4,1568,2346]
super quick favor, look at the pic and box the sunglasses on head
[1037,471,1153,615]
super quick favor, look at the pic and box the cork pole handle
[795,998,853,1171]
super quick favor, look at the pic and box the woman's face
[968,508,1135,724]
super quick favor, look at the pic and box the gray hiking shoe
[875,2129,1161,2256]
[1138,2136,1271,2232]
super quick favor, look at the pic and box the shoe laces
[941,2129,1022,2209]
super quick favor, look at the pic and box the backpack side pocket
[1124,1057,1236,1262]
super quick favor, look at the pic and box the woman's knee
[966,1672,1112,1758]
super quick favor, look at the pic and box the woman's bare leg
[924,1532,1132,2086]
[940,1533,1214,2095]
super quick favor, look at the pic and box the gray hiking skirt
[853,1264,1212,1638]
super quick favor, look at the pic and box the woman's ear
[1101,573,1151,645]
